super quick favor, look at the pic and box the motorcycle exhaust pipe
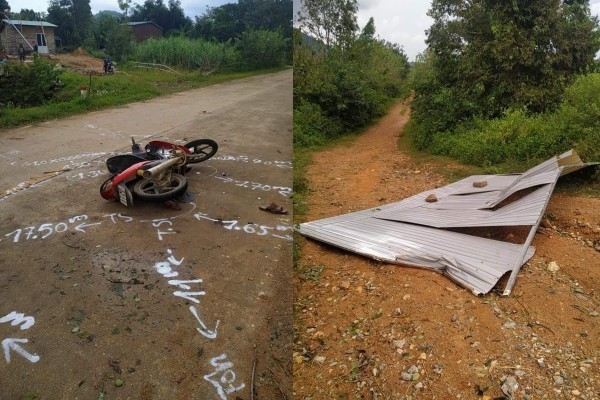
[141,157,181,179]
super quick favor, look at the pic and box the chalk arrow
[2,338,40,363]
[73,222,102,233]
[189,306,220,340]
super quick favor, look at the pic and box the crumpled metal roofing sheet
[298,150,597,295]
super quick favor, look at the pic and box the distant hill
[94,10,123,18]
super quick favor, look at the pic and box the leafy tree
[71,0,92,45]
[296,0,358,48]
[415,0,600,140]
[118,0,132,18]
[91,12,133,59]
[130,0,191,36]
[12,9,37,20]
[46,0,92,47]
[0,0,10,14]
[360,17,375,40]
[47,0,75,46]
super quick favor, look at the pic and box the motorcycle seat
[106,154,146,174]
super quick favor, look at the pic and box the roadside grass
[0,65,288,129]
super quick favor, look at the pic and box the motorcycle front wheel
[132,174,188,202]
[184,139,218,163]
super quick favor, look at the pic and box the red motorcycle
[100,138,218,206]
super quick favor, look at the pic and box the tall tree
[297,0,358,48]
[0,0,10,15]
[130,0,191,36]
[71,0,92,45]
[423,0,600,124]
[46,0,92,47]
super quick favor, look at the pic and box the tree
[71,0,92,45]
[360,17,375,40]
[297,0,358,48]
[46,0,92,47]
[118,0,132,18]
[130,0,191,36]
[421,0,600,131]
[0,0,10,14]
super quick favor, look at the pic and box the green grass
[0,65,289,130]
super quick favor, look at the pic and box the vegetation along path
[294,101,600,399]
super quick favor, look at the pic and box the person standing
[18,43,26,61]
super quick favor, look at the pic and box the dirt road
[0,70,292,399]
[294,101,600,399]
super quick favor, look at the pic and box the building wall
[131,24,162,42]
[1,24,56,55]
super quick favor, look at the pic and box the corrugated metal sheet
[298,150,597,295]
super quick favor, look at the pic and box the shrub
[0,57,62,107]
[425,73,600,168]
[293,100,342,148]
[235,29,288,69]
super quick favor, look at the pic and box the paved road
[0,70,292,399]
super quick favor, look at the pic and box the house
[0,19,58,55]
[127,21,162,43]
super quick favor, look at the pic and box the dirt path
[294,101,600,399]
[0,70,292,399]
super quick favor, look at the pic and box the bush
[424,73,600,168]
[0,57,62,107]
[293,100,342,148]
[235,29,288,69]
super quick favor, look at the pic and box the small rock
[415,382,423,390]
[401,372,412,381]
[572,389,581,396]
[314,356,326,364]
[425,194,438,203]
[340,281,351,290]
[403,294,411,300]
[589,311,599,317]
[547,261,560,272]
[514,369,525,377]
[553,375,564,385]
[473,180,488,188]
[501,376,519,398]
[503,320,517,329]
[393,308,402,316]
[393,339,406,349]
[433,364,443,375]
[407,365,419,374]
[451,314,457,322]
[258,291,267,298]
[419,352,427,360]
[537,358,546,368]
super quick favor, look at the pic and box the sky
[293,0,600,61]
[8,0,600,60]
[6,0,232,19]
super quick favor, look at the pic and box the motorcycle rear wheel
[184,139,218,163]
[132,174,188,202]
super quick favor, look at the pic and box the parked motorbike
[99,138,218,206]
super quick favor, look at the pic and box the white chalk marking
[189,306,220,340]
[0,312,35,330]
[2,338,40,363]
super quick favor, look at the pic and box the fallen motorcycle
[143,138,218,163]
[99,138,217,206]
